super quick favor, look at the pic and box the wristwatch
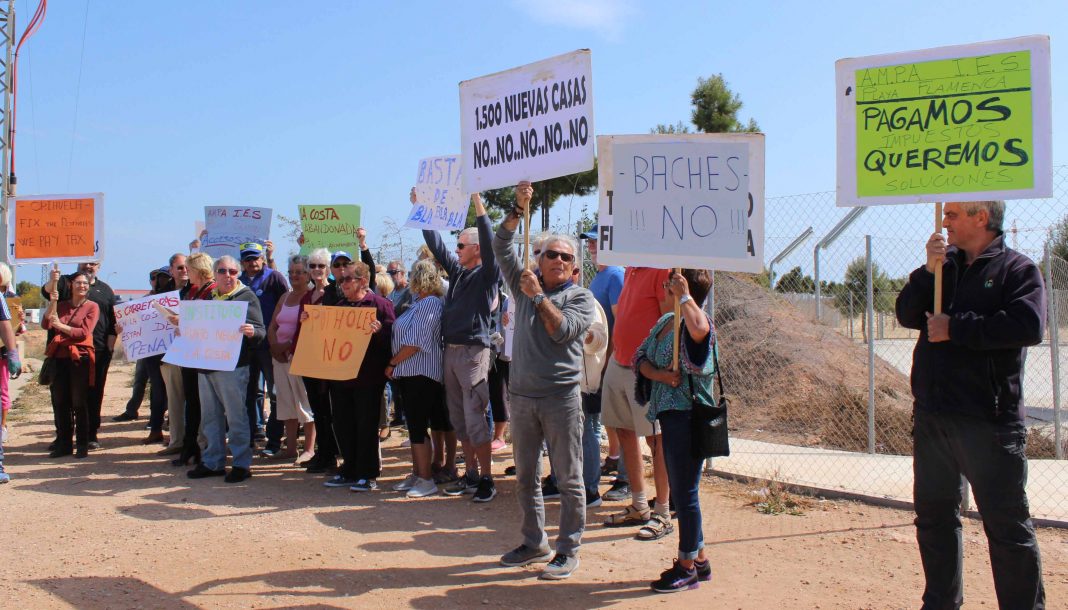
[533,293,547,307]
[678,294,692,306]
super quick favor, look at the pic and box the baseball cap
[150,266,172,279]
[331,251,354,266]
[240,242,265,260]
[579,225,599,240]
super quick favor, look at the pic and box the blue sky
[11,0,1067,288]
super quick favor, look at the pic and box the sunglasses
[456,243,475,250]
[308,263,327,269]
[332,261,353,268]
[174,265,187,271]
[543,249,575,263]
[387,269,402,275]
[340,275,366,284]
[216,268,240,276]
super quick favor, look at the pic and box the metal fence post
[813,245,822,322]
[866,235,876,455]
[1046,243,1063,459]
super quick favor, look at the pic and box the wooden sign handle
[934,202,943,315]
[672,268,682,371]
[523,206,532,271]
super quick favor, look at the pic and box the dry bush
[714,272,914,455]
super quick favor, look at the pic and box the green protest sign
[298,204,361,255]
[836,36,1051,207]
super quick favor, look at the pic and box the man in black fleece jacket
[896,200,1045,610]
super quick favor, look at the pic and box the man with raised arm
[493,181,595,580]
[413,187,499,503]
[896,200,1046,609]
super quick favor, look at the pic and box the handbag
[688,342,729,459]
[38,356,57,386]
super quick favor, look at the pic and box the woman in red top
[42,271,100,458]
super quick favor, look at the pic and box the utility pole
[0,0,14,267]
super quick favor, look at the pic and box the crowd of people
[1,194,1049,603]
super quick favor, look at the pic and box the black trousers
[329,383,383,481]
[145,355,168,433]
[51,357,92,449]
[88,349,112,441]
[913,409,1045,610]
[488,356,510,423]
[304,377,337,463]
[180,367,202,459]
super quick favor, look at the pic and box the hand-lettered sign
[162,300,249,372]
[288,305,375,381]
[406,155,468,231]
[115,291,180,362]
[8,193,105,263]
[595,134,765,272]
[836,35,1052,206]
[201,206,272,260]
[460,49,595,193]
[299,205,362,255]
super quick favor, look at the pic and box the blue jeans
[659,409,704,561]
[581,392,602,495]
[200,366,252,470]
[913,410,1045,609]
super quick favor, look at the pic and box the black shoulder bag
[688,342,729,459]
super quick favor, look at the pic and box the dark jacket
[217,287,266,368]
[895,235,1046,424]
[424,214,498,347]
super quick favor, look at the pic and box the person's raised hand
[410,187,418,205]
[515,181,533,215]
[519,269,542,299]
[926,232,947,274]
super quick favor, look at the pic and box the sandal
[604,504,651,528]
[635,513,674,541]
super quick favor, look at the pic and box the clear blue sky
[11,0,1067,288]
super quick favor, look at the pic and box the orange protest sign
[288,305,376,381]
[8,193,104,262]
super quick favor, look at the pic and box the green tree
[15,281,44,309]
[774,266,815,293]
[691,74,761,133]
[650,121,691,134]
[833,257,896,340]
[481,165,598,232]
[1052,214,1068,261]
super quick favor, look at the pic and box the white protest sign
[406,155,469,231]
[460,49,594,192]
[114,291,180,362]
[8,193,105,263]
[595,134,764,272]
[201,206,272,260]
[162,300,249,372]
[836,35,1052,206]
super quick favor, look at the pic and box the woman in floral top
[633,269,715,594]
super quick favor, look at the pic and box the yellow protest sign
[836,35,1051,207]
[289,305,375,380]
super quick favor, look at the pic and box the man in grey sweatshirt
[414,188,500,503]
[493,181,595,581]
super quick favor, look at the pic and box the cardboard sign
[595,134,765,272]
[162,300,249,372]
[298,205,362,255]
[289,305,375,380]
[115,291,180,362]
[4,296,23,329]
[406,155,468,231]
[460,49,595,192]
[8,193,105,263]
[201,206,272,260]
[836,35,1052,206]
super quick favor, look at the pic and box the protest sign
[406,155,468,231]
[460,49,595,193]
[162,300,249,372]
[289,305,375,380]
[201,206,272,260]
[836,35,1052,206]
[7,193,105,263]
[595,134,764,272]
[115,291,180,362]
[298,205,362,255]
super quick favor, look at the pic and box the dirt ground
[2,360,1067,609]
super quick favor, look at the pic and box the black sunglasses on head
[543,249,575,263]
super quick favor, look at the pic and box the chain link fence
[707,165,1068,523]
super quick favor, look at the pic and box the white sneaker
[407,477,439,498]
[393,473,419,492]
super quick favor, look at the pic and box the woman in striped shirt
[386,260,451,498]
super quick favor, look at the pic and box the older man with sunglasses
[493,181,596,581]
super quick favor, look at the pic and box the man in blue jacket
[896,200,1046,610]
